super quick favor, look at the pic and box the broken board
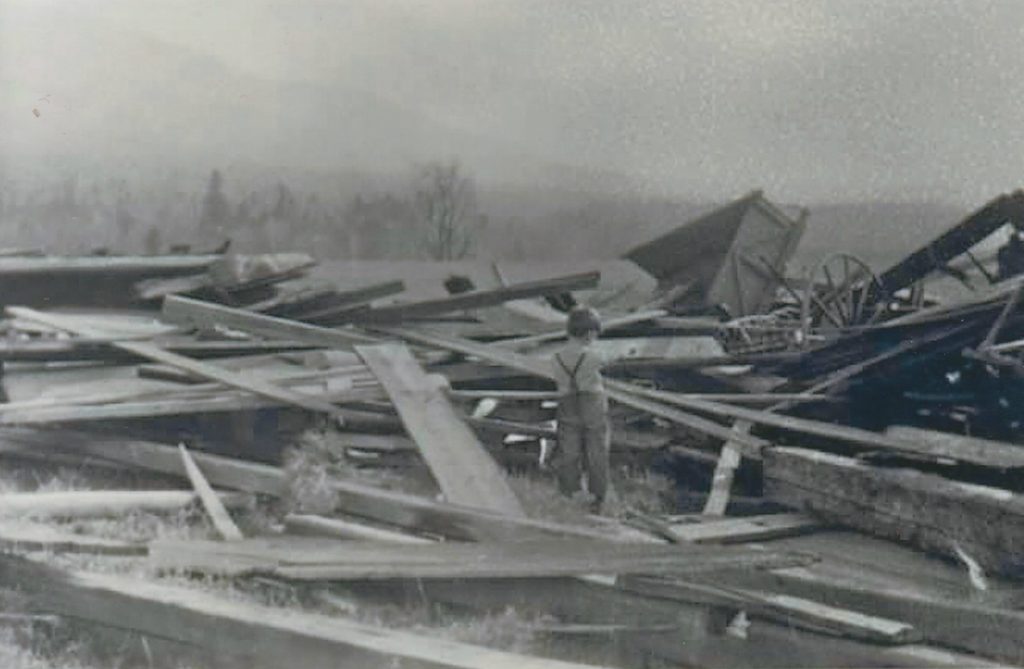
[357,342,525,516]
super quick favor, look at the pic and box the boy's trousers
[555,391,610,503]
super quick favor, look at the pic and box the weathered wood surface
[619,575,920,644]
[885,425,1024,469]
[149,536,811,580]
[611,381,1024,467]
[0,520,145,555]
[162,294,378,348]
[665,513,821,544]
[0,555,606,669]
[0,381,375,425]
[8,306,347,419]
[250,281,406,322]
[764,446,1024,576]
[0,254,219,274]
[134,253,315,300]
[0,489,244,519]
[350,271,600,323]
[702,421,749,515]
[401,577,997,669]
[0,339,317,363]
[284,513,434,544]
[357,342,525,516]
[0,430,634,543]
[719,529,1024,664]
[180,444,244,541]
[499,310,667,349]
[376,327,770,454]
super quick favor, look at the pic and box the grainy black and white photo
[1,1,1023,667]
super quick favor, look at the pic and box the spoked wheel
[800,253,887,343]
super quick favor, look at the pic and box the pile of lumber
[2,238,1024,668]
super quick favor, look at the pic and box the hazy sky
[4,0,1024,204]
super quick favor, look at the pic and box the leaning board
[357,342,525,517]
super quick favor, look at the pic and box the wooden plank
[375,327,770,455]
[0,254,219,274]
[162,294,377,348]
[8,307,348,420]
[180,444,243,541]
[0,381,374,425]
[876,190,1024,295]
[885,425,1024,470]
[350,271,600,323]
[402,577,995,669]
[0,339,317,364]
[284,513,434,544]
[0,360,376,422]
[292,280,408,321]
[149,536,812,580]
[619,575,919,645]
[716,529,1024,664]
[702,421,749,515]
[0,520,145,556]
[135,272,211,300]
[498,310,667,349]
[609,381,1024,467]
[135,253,315,300]
[0,430,630,543]
[764,446,1024,577]
[1,555,605,669]
[356,342,525,516]
[0,489,244,519]
[665,513,821,544]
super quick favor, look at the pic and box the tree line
[0,161,485,260]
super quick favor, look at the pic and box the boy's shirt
[551,340,607,396]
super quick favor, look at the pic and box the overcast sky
[3,0,1024,204]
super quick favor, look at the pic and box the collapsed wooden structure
[3,192,1024,667]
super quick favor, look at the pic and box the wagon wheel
[800,253,887,342]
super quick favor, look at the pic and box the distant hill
[476,193,972,274]
[792,202,971,273]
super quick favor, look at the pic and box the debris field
[1,190,1024,668]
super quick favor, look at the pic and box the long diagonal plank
[376,327,769,454]
[0,555,610,669]
[149,536,812,580]
[609,380,1024,467]
[161,295,378,348]
[6,306,346,420]
[356,342,525,516]
[349,271,601,323]
[498,309,667,349]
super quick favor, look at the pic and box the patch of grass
[610,467,675,516]
[282,429,438,513]
[510,465,676,525]
[281,437,341,515]
[508,474,593,525]
[435,607,554,654]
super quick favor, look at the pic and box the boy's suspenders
[557,352,589,399]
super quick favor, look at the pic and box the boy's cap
[567,307,602,336]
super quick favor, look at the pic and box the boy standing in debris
[551,307,611,512]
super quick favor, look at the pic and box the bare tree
[415,161,477,261]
